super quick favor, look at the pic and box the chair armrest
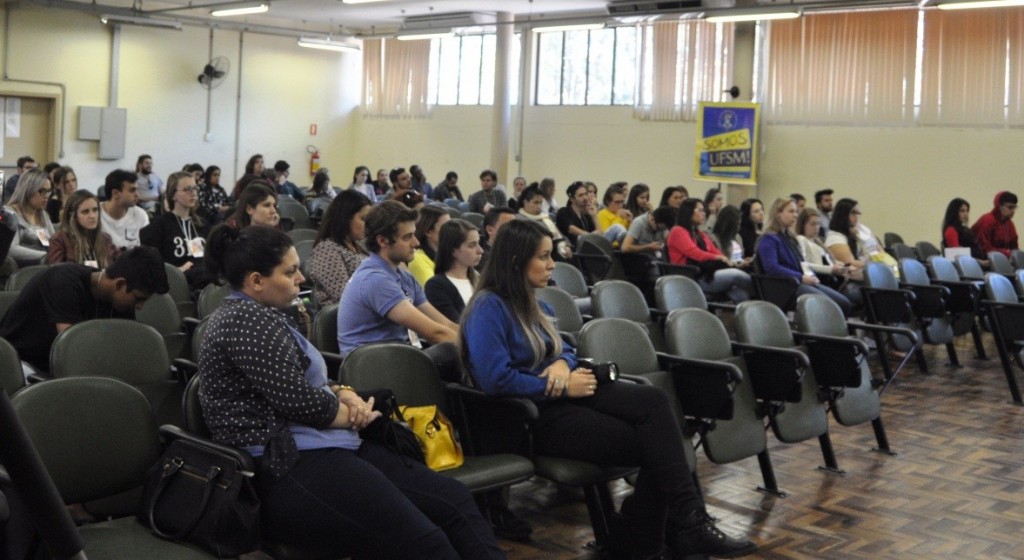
[444,383,540,421]
[617,374,652,385]
[650,308,669,320]
[158,424,256,474]
[845,320,921,346]
[980,299,1024,310]
[171,358,198,384]
[861,285,917,301]
[730,342,811,368]
[792,332,870,356]
[901,282,951,298]
[931,279,981,292]
[707,301,737,313]
[581,314,594,322]
[656,352,743,383]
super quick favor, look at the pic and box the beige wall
[5,6,1022,244]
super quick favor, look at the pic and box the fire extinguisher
[308,145,320,176]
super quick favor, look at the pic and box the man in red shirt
[971,191,1018,257]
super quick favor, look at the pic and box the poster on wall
[5,97,20,139]
[694,102,760,185]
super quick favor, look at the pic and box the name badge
[407,329,423,349]
[188,237,205,258]
[37,229,51,247]
[85,260,99,268]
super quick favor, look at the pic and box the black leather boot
[668,510,757,559]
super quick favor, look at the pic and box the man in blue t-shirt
[336,201,459,377]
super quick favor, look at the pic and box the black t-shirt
[555,206,596,246]
[0,263,131,372]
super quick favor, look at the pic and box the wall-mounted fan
[197,56,230,89]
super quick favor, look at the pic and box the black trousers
[534,382,703,551]
[256,442,505,559]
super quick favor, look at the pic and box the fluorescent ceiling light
[705,6,801,22]
[532,22,606,33]
[298,37,361,52]
[211,3,269,17]
[100,14,182,29]
[937,0,1024,8]
[342,0,388,3]
[396,30,453,41]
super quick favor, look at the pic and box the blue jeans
[603,224,628,244]
[700,268,753,303]
[256,442,505,559]
[796,283,853,316]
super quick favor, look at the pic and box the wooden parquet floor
[499,334,1024,559]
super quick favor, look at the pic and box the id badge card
[188,237,205,258]
[37,229,51,247]
[407,329,423,349]
[85,260,99,269]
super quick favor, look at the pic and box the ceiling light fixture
[936,0,1024,9]
[100,14,183,29]
[705,6,801,22]
[298,37,361,52]
[531,22,606,33]
[342,0,389,3]
[396,30,453,41]
[211,3,269,17]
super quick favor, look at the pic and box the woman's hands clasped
[539,360,598,398]
[333,387,383,430]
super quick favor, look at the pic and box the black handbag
[357,388,426,466]
[138,434,261,558]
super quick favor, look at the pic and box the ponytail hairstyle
[462,220,561,371]
[205,224,293,289]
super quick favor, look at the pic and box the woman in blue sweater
[459,220,756,560]
[756,197,852,316]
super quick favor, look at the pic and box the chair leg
[816,433,846,475]
[870,417,896,456]
[945,342,960,368]
[755,450,786,497]
[971,322,988,360]
[993,336,1024,405]
[582,484,614,549]
[915,348,929,373]
[873,331,894,381]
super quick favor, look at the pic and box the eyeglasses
[37,189,52,197]
[179,186,197,193]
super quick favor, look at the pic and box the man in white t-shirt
[100,169,150,250]
[134,154,164,212]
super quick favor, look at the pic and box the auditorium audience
[408,206,451,287]
[3,155,36,204]
[518,185,572,261]
[336,202,460,380]
[597,183,632,245]
[0,246,168,373]
[711,205,747,266]
[738,198,764,258]
[702,187,724,232]
[308,190,372,308]
[141,170,209,289]
[620,205,674,257]
[791,193,807,211]
[434,171,464,202]
[555,181,600,246]
[198,224,503,559]
[970,191,1018,258]
[468,170,508,214]
[942,198,989,266]
[372,168,390,197]
[410,164,433,200]
[45,166,77,224]
[824,198,873,294]
[539,177,559,214]
[815,188,835,237]
[460,219,756,559]
[626,183,652,219]
[424,219,482,323]
[198,165,231,225]
[306,168,335,217]
[756,198,852,315]
[100,169,150,251]
[231,181,280,229]
[232,153,265,199]
[5,169,56,267]
[385,167,413,200]
[478,207,516,271]
[47,190,118,268]
[348,165,375,201]
[273,160,305,202]
[796,208,855,284]
[659,186,687,209]
[667,198,753,303]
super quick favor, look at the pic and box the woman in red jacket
[667,198,753,303]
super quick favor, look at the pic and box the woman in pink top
[667,198,753,303]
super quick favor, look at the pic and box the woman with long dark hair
[738,198,764,258]
[306,168,335,217]
[307,190,372,307]
[198,165,232,224]
[626,183,652,219]
[46,166,77,224]
[231,181,280,229]
[408,205,450,287]
[667,198,753,303]
[424,219,482,323]
[824,198,871,271]
[460,220,756,560]
[942,198,989,267]
[348,165,375,201]
[710,205,745,264]
[199,224,503,559]
[47,190,118,267]
[702,187,724,232]
[659,186,687,209]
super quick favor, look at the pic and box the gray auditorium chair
[550,261,592,315]
[664,308,783,495]
[591,280,664,351]
[891,242,918,262]
[461,212,485,229]
[861,262,922,379]
[10,377,217,559]
[311,303,342,379]
[286,228,318,244]
[955,254,986,281]
[654,274,735,315]
[196,282,231,319]
[576,233,626,284]
[915,241,941,261]
[0,337,25,396]
[734,301,843,473]
[136,292,188,361]
[163,263,196,319]
[50,319,185,428]
[883,232,905,250]
[4,264,46,291]
[794,294,893,454]
[989,251,1016,276]
[981,273,1024,405]
[898,258,957,369]
[0,290,19,321]
[928,255,988,359]
[278,199,314,230]
[1011,249,1024,270]
[536,286,587,343]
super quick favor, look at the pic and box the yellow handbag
[397,405,464,471]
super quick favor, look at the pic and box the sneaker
[670,510,757,559]
[488,504,532,542]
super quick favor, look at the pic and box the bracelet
[335,385,356,394]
